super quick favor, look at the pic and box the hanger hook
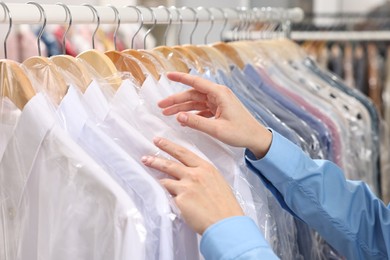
[82,4,99,49]
[170,6,183,45]
[56,2,72,55]
[158,6,172,46]
[27,2,46,56]
[196,7,214,44]
[108,5,120,51]
[226,7,239,41]
[236,7,245,41]
[242,7,252,40]
[181,7,198,44]
[143,7,157,49]
[126,6,143,49]
[0,1,11,59]
[210,7,227,41]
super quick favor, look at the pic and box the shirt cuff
[200,216,270,260]
[245,130,302,186]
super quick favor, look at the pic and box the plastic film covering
[20,58,177,259]
[150,70,304,259]
[0,60,147,260]
[229,42,342,259]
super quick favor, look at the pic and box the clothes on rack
[300,40,390,203]
[0,4,384,259]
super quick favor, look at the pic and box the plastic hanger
[0,2,35,110]
[50,3,91,93]
[77,4,122,91]
[104,5,147,85]
[22,2,68,105]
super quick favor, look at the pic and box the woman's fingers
[161,101,209,116]
[152,137,205,168]
[159,178,182,196]
[166,72,219,94]
[158,89,207,110]
[141,155,187,179]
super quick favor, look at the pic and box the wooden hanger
[139,50,177,72]
[213,42,245,69]
[23,57,69,105]
[77,49,122,91]
[0,3,35,110]
[153,46,190,73]
[122,49,160,81]
[198,45,230,73]
[76,4,122,91]
[22,2,68,105]
[172,46,204,73]
[51,55,91,93]
[1,60,35,110]
[50,3,91,93]
[105,50,146,85]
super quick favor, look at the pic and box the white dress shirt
[0,98,21,158]
[58,84,173,260]
[0,93,146,260]
[87,79,202,260]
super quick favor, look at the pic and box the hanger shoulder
[152,46,189,73]
[51,55,92,94]
[1,59,35,110]
[212,42,245,69]
[172,46,204,73]
[23,56,68,105]
[77,49,122,91]
[122,49,160,81]
[105,50,146,86]
[198,46,230,73]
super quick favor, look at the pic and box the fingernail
[177,113,188,123]
[141,156,150,164]
[153,137,162,145]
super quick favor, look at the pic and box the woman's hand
[142,137,244,234]
[159,72,272,159]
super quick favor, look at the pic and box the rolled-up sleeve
[200,216,279,260]
[245,130,390,260]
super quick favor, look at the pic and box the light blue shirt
[200,216,278,259]
[200,130,389,259]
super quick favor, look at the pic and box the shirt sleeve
[200,216,279,260]
[245,130,390,260]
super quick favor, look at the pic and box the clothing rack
[0,3,304,26]
[290,31,390,41]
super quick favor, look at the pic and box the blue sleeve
[200,216,279,260]
[245,130,390,260]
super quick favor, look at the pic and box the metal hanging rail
[0,3,303,26]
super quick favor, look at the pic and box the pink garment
[1,30,19,61]
[53,26,78,57]
[18,26,48,61]
[256,66,343,168]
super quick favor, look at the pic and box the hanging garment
[0,93,146,260]
[56,84,173,260]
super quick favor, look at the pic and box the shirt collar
[112,79,140,111]
[10,93,55,176]
[57,85,89,139]
[83,80,110,122]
